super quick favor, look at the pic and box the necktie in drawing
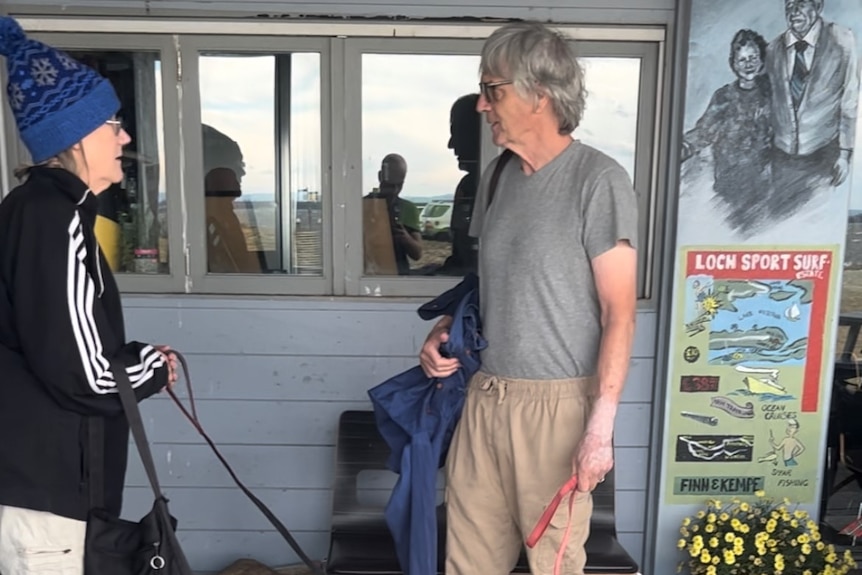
[790,40,809,109]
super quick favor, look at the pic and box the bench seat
[326,411,639,575]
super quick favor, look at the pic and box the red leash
[526,475,578,575]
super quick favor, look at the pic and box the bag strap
[112,358,194,575]
[165,351,326,575]
[111,360,165,501]
[486,148,514,210]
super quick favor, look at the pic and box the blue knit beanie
[0,17,120,163]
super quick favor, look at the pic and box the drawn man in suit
[765,0,859,219]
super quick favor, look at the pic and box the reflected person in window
[0,17,177,575]
[202,123,262,274]
[440,93,481,275]
[419,21,638,575]
[367,153,423,274]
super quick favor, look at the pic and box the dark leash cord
[166,351,326,575]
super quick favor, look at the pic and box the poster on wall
[676,0,860,247]
[664,247,839,505]
[653,0,862,572]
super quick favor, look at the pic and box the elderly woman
[681,29,773,235]
[420,21,638,575]
[0,17,176,574]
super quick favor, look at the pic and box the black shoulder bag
[85,360,193,575]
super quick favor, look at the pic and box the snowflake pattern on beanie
[0,16,120,163]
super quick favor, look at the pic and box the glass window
[65,50,167,275]
[198,52,322,275]
[578,57,640,182]
[359,54,642,280]
[361,53,482,277]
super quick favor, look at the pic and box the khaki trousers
[0,505,86,575]
[445,371,595,575]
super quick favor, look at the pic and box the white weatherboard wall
[3,0,676,572]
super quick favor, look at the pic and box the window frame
[178,35,332,295]
[4,19,667,303]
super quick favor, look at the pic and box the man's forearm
[586,314,636,438]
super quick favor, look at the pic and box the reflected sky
[361,53,640,200]
[154,51,640,204]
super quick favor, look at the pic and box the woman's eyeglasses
[105,119,124,136]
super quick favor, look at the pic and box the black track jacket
[0,167,167,520]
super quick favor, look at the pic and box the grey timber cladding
[120,297,657,572]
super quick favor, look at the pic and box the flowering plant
[677,491,857,575]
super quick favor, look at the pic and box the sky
[149,51,640,205]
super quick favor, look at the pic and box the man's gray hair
[480,22,586,134]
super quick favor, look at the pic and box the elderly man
[765,0,858,217]
[419,21,638,575]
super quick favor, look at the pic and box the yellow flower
[711,555,720,565]
[682,517,691,527]
[680,527,689,537]
[697,510,706,519]
[740,502,751,512]
[766,519,777,533]
[791,519,799,528]
[700,550,711,564]
[704,524,715,533]
[709,537,719,548]
[794,509,807,519]
[724,550,736,565]
[755,490,766,497]
[719,512,730,522]
[797,534,810,544]
[677,538,686,549]
[802,543,812,555]
[730,518,742,530]
[724,532,736,543]
[706,567,716,575]
[707,513,717,523]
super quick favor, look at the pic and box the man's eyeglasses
[479,80,513,102]
[105,118,124,136]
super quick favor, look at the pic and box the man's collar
[785,18,823,49]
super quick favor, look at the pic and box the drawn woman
[682,29,773,236]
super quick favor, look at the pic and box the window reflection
[68,50,166,274]
[361,54,482,277]
[578,57,640,181]
[199,52,322,275]
[360,54,641,278]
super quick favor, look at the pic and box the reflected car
[420,200,453,241]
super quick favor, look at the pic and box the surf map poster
[664,246,839,505]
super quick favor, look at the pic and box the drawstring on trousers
[480,376,507,404]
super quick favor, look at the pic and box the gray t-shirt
[469,140,638,379]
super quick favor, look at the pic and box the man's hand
[832,152,851,187]
[155,344,178,389]
[392,224,409,243]
[419,317,460,378]
[573,431,614,493]
[574,396,618,492]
